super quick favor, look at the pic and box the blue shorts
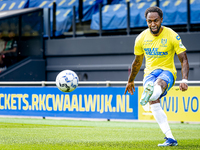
[143,69,174,98]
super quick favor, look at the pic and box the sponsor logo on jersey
[144,48,168,58]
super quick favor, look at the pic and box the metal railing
[0,81,199,86]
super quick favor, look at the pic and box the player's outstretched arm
[177,51,189,91]
[124,54,144,95]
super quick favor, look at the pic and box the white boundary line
[0,80,199,86]
[0,115,199,124]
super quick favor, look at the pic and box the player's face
[146,12,163,35]
[9,32,15,38]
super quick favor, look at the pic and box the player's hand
[124,82,135,95]
[179,83,188,91]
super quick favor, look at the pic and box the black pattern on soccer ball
[59,82,70,92]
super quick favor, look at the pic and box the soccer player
[124,6,189,146]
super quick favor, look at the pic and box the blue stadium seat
[29,0,53,8]
[52,8,73,36]
[160,0,187,25]
[90,1,153,30]
[190,0,200,24]
[82,0,102,21]
[29,0,76,35]
[0,0,29,11]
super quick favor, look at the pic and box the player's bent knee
[149,99,160,105]
[149,84,162,101]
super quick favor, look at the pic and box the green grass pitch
[0,117,199,150]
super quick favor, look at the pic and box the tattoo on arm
[128,54,144,82]
[178,52,189,79]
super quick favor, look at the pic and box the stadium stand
[0,0,200,36]
[0,0,100,36]
[28,0,102,36]
[91,0,200,30]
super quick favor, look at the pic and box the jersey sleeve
[173,34,186,55]
[134,33,144,55]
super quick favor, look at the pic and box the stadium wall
[0,58,46,81]
[45,32,200,82]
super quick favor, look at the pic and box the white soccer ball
[56,70,79,93]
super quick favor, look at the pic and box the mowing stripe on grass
[0,117,199,150]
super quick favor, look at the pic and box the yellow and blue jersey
[134,26,186,79]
